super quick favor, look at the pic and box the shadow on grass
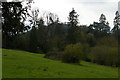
[61,61,90,68]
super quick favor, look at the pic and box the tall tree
[37,18,48,52]
[99,14,106,24]
[88,14,110,38]
[68,8,79,27]
[2,2,26,37]
[67,8,79,44]
[112,11,120,43]
[28,9,39,52]
[2,2,31,48]
[99,14,110,33]
[112,11,120,32]
[29,8,39,29]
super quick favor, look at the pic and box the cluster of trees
[2,1,119,67]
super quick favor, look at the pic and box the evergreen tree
[99,14,110,33]
[99,14,106,24]
[88,14,110,38]
[112,11,120,43]
[68,8,79,27]
[67,8,79,44]
[112,11,120,31]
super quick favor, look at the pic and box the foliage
[68,8,79,27]
[62,43,83,63]
[2,2,31,48]
[29,28,38,53]
[12,34,29,51]
[112,11,120,39]
[112,11,120,32]
[86,33,96,47]
[96,36,118,47]
[88,36,119,66]
[67,8,79,44]
[2,2,31,36]
[88,45,118,66]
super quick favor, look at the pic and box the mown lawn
[2,49,118,78]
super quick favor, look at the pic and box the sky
[7,0,120,28]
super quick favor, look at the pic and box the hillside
[2,49,118,78]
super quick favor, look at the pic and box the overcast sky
[8,0,119,28]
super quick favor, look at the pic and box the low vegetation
[62,43,83,63]
[88,46,118,66]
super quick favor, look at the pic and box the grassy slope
[2,49,118,78]
[0,49,2,79]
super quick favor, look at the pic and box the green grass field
[2,49,118,78]
[0,49,2,79]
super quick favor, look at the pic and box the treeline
[2,2,119,67]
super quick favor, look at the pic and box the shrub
[104,47,118,66]
[88,45,118,66]
[82,43,90,61]
[62,43,83,63]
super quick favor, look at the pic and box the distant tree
[112,11,120,40]
[42,12,58,25]
[88,14,110,38]
[29,8,39,29]
[68,8,79,27]
[28,5,40,52]
[37,18,48,52]
[67,8,79,44]
[48,13,58,24]
[99,14,110,33]
[47,20,66,51]
[51,23,66,51]
[38,18,44,28]
[99,14,106,24]
[112,11,120,31]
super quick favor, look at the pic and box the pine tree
[99,14,110,32]
[112,11,120,31]
[67,8,79,44]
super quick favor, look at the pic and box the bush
[62,43,83,63]
[82,43,90,61]
[88,46,118,66]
